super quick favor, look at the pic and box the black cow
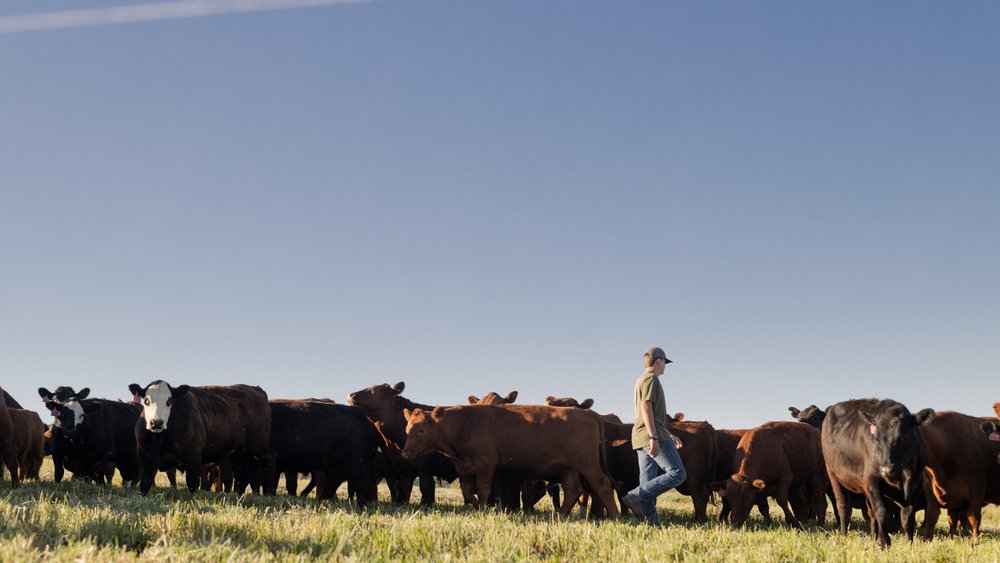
[788,405,826,428]
[38,386,92,482]
[129,381,275,496]
[821,399,934,547]
[46,398,141,486]
[269,399,378,505]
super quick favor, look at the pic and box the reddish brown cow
[9,409,46,480]
[467,390,552,510]
[919,411,1000,540]
[0,387,19,487]
[348,382,469,505]
[543,396,715,522]
[712,421,827,528]
[544,397,624,424]
[714,428,770,523]
[401,404,620,518]
[468,391,518,406]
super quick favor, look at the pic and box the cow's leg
[866,481,891,548]
[52,446,65,483]
[558,472,583,516]
[166,469,177,488]
[139,462,157,496]
[828,478,851,535]
[395,475,415,504]
[184,459,203,494]
[579,467,620,520]
[459,474,477,505]
[966,494,984,541]
[922,495,940,540]
[417,467,436,506]
[300,474,318,497]
[809,478,827,527]
[775,484,802,529]
[474,465,496,510]
[719,497,732,523]
[284,471,298,496]
[901,503,918,543]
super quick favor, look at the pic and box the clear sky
[1,1,998,430]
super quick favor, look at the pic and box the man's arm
[640,400,660,457]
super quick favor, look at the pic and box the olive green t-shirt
[631,370,671,449]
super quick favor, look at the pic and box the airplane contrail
[0,0,381,34]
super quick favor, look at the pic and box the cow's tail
[596,417,612,483]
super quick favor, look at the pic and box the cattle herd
[2,381,1000,548]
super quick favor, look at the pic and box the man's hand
[649,438,659,458]
[673,435,683,449]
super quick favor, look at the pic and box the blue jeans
[628,437,687,525]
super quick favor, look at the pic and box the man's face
[651,358,667,375]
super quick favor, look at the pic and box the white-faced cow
[38,386,94,482]
[46,398,142,487]
[129,381,275,496]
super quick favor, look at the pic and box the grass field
[2,461,1000,561]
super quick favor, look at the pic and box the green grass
[2,461,1000,561]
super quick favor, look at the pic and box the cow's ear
[431,406,445,419]
[39,387,53,400]
[788,406,801,417]
[504,391,518,403]
[402,408,412,421]
[913,408,935,425]
[83,402,102,414]
[674,412,686,422]
[752,479,766,490]
[993,402,1000,418]
[77,388,91,399]
[731,473,748,485]
[545,396,555,403]
[580,398,594,409]
[392,381,405,393]
[468,396,479,404]
[45,401,62,413]
[128,384,145,398]
[171,385,191,398]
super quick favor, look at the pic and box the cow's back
[760,421,824,484]
[192,385,271,458]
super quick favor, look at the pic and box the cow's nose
[879,465,899,480]
[400,450,411,460]
[149,419,164,430]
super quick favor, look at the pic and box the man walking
[621,346,686,525]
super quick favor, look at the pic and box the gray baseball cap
[644,346,672,363]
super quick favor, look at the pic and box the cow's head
[979,420,1000,456]
[711,473,765,527]
[788,405,826,429]
[545,396,594,409]
[45,399,100,438]
[863,404,934,498]
[469,391,518,405]
[400,406,445,460]
[39,386,89,404]
[348,382,405,414]
[129,380,190,433]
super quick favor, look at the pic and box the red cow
[401,404,620,518]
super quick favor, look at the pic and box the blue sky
[1,1,998,429]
